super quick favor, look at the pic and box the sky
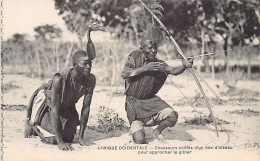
[2,0,258,44]
[2,0,79,41]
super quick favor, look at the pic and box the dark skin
[76,60,95,146]
[24,66,94,150]
[122,39,193,143]
[51,24,102,150]
[78,91,93,146]
[51,59,94,151]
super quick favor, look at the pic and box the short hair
[140,36,156,50]
[72,50,90,66]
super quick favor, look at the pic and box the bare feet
[57,142,74,151]
[41,136,57,145]
[153,129,166,143]
[79,138,95,146]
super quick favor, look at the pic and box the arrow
[169,49,232,61]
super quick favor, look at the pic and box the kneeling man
[121,37,193,144]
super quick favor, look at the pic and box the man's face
[76,60,92,76]
[141,41,158,61]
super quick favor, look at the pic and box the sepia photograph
[1,0,260,161]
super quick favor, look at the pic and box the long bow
[138,0,219,137]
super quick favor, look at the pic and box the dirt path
[2,74,260,161]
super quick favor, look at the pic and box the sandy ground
[1,74,260,161]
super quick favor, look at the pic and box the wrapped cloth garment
[123,51,173,124]
[125,95,172,125]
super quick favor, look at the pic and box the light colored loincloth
[30,89,54,137]
[130,108,174,134]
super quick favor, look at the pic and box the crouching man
[24,24,104,151]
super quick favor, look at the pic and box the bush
[1,104,27,111]
[184,115,230,125]
[2,82,20,92]
[89,106,128,133]
[229,109,259,117]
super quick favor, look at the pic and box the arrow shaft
[188,49,231,59]
[189,52,217,59]
[171,50,231,61]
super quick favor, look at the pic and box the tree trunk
[65,42,74,68]
[204,58,210,73]
[224,36,229,75]
[110,54,117,86]
[204,42,211,73]
[42,53,51,74]
[198,30,205,74]
[211,55,215,79]
[110,46,122,86]
[35,49,42,78]
[78,36,83,49]
[55,42,59,72]
[130,18,139,45]
[247,52,251,79]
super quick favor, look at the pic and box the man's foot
[79,138,95,146]
[24,120,35,138]
[58,142,74,151]
[41,136,57,145]
[153,129,166,143]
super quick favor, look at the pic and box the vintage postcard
[1,0,260,161]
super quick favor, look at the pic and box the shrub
[89,106,128,133]
[184,115,230,125]
[2,82,20,92]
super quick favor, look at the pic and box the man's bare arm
[121,62,162,79]
[79,75,96,146]
[78,93,93,145]
[51,75,73,151]
[163,58,193,76]
[163,65,186,76]
[121,66,147,79]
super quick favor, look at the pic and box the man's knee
[134,137,146,144]
[168,110,178,119]
[167,111,178,127]
[132,130,146,144]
